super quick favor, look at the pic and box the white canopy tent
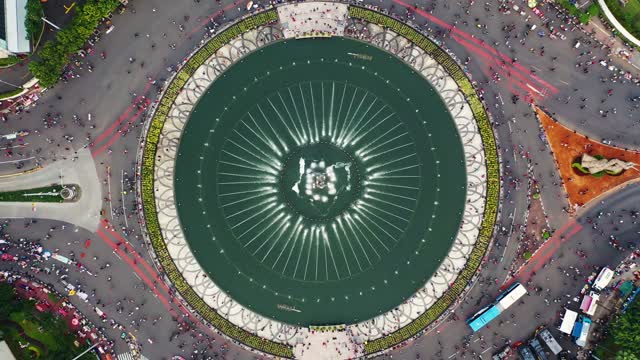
[559,309,578,334]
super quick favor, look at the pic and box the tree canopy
[24,0,44,41]
[29,0,120,87]
[610,298,640,358]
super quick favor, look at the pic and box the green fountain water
[174,37,467,326]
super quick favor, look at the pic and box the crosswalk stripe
[117,352,149,360]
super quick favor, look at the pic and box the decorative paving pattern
[143,2,492,354]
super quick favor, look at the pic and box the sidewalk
[582,16,640,72]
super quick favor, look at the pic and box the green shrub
[572,162,590,174]
[0,56,21,67]
[0,88,25,100]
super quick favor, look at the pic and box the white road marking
[0,143,28,150]
[526,83,544,96]
[112,251,122,260]
[481,346,493,354]
[448,352,458,359]
[106,166,113,221]
[500,208,517,263]
[0,156,35,164]
[121,170,129,229]
[133,272,142,281]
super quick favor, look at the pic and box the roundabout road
[0,0,638,358]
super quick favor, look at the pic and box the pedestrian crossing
[116,353,149,360]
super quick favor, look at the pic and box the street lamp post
[0,78,22,89]
[70,342,100,360]
[40,17,61,30]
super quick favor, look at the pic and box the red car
[532,7,544,17]
[1,253,17,261]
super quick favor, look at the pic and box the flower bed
[0,184,71,203]
[140,9,294,359]
[347,6,499,355]
[536,106,640,207]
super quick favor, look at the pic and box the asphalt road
[0,0,639,359]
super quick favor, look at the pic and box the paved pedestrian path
[0,148,102,232]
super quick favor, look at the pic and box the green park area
[595,297,640,359]
[0,185,68,203]
[605,0,640,40]
[0,283,93,359]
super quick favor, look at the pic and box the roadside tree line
[28,0,120,88]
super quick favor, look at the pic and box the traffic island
[535,106,640,208]
[0,148,101,232]
[0,184,79,203]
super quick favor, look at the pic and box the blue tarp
[571,320,583,338]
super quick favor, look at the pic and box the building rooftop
[4,0,30,53]
[0,340,17,360]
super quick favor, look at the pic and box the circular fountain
[174,38,465,325]
[141,4,497,357]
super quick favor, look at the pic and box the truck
[537,328,562,355]
[529,338,548,360]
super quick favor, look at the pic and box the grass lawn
[605,0,640,40]
[0,185,65,203]
[9,312,59,351]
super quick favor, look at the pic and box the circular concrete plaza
[174,37,466,325]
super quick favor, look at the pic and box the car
[1,253,17,261]
[532,7,544,17]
